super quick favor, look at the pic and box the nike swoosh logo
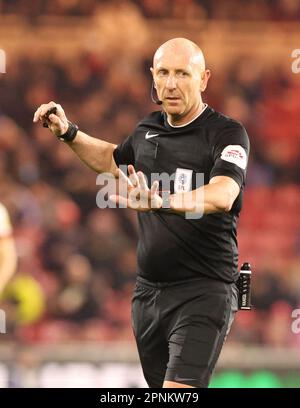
[145,131,159,139]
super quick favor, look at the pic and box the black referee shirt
[113,106,250,283]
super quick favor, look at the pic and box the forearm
[169,183,234,215]
[66,131,118,175]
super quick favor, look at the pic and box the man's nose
[165,75,177,90]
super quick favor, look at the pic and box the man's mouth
[165,97,181,104]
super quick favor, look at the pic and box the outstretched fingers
[137,171,149,190]
[117,167,133,187]
[127,165,140,187]
[151,180,159,195]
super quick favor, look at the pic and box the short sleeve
[113,135,135,167]
[0,203,12,237]
[210,123,250,188]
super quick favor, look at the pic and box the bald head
[150,37,210,126]
[153,38,206,73]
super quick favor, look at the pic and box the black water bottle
[238,262,252,310]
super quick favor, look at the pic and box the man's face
[151,51,209,119]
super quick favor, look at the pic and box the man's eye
[158,70,168,76]
[179,72,189,77]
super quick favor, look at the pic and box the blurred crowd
[1,0,300,21]
[0,0,299,348]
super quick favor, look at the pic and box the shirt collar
[166,103,208,128]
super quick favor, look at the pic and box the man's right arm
[66,130,118,176]
[33,101,118,176]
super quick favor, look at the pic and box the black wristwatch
[57,120,79,143]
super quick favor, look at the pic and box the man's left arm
[109,167,241,214]
[170,122,250,214]
[169,123,249,215]
[109,123,249,213]
[168,175,240,215]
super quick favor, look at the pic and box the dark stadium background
[0,0,299,387]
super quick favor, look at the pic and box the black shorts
[131,275,238,388]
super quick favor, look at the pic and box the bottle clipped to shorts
[237,262,252,310]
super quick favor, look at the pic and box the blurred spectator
[1,271,45,332]
[1,0,300,21]
[49,254,100,322]
[0,203,17,294]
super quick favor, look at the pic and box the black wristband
[58,120,79,143]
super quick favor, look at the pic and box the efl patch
[220,145,247,169]
[174,168,193,193]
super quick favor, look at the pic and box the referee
[33,38,250,388]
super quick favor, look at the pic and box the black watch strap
[58,120,79,142]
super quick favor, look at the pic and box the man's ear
[200,69,211,92]
[150,67,157,88]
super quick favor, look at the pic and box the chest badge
[174,168,193,193]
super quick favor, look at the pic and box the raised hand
[33,101,68,137]
[109,165,163,212]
